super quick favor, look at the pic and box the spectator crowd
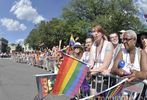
[11,24,147,99]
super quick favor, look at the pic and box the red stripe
[52,55,68,94]
[52,55,73,94]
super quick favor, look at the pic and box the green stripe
[63,62,82,93]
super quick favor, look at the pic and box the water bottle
[118,60,131,75]
[118,60,125,69]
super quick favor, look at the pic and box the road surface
[0,58,49,100]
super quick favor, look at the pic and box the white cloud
[16,38,24,44]
[10,0,45,24]
[134,0,147,14]
[0,18,27,31]
[134,0,147,25]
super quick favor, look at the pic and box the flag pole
[59,40,62,50]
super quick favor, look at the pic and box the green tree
[15,44,24,52]
[25,0,143,49]
[62,0,143,35]
[6,46,11,53]
[25,19,69,49]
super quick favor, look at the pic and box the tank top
[122,47,140,71]
[92,40,110,69]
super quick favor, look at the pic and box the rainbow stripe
[52,53,88,98]
[107,83,124,97]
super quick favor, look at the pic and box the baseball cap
[120,30,126,33]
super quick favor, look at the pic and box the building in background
[8,43,17,53]
[0,38,8,53]
[23,43,33,52]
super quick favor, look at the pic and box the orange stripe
[53,55,74,94]
[52,55,68,94]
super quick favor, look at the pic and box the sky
[0,0,70,44]
[0,0,147,44]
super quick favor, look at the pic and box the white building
[8,43,17,53]
[23,43,33,52]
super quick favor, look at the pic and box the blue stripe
[65,63,86,96]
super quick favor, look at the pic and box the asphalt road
[0,58,49,100]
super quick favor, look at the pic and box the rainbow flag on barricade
[80,78,128,100]
[52,53,88,98]
[107,83,125,98]
[35,73,57,99]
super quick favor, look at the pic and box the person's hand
[90,68,98,75]
[127,70,138,82]
[101,69,111,75]
[89,65,93,70]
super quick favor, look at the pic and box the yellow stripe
[59,60,78,94]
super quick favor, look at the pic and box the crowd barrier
[12,54,147,99]
[82,73,147,100]
[13,54,58,73]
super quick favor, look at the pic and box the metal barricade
[91,73,120,93]
[90,73,146,100]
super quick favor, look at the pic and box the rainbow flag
[69,34,75,46]
[52,53,88,98]
[107,83,124,97]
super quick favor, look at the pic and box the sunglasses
[122,38,133,42]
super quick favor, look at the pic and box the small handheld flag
[69,34,75,46]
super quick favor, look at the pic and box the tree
[25,19,69,49]
[15,44,24,52]
[6,46,11,53]
[62,0,143,35]
[25,0,143,49]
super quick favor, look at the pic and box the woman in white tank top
[88,25,114,75]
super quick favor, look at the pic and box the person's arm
[97,42,114,72]
[140,50,147,71]
[90,42,114,72]
[88,45,95,68]
[111,50,125,76]
[127,50,147,82]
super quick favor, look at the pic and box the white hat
[120,30,126,33]
[74,42,81,46]
[74,42,83,50]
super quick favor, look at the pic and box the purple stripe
[65,64,88,97]
[70,67,88,97]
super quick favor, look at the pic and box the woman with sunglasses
[111,30,147,77]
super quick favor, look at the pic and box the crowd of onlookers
[0,52,11,58]
[10,24,147,99]
[11,46,61,73]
